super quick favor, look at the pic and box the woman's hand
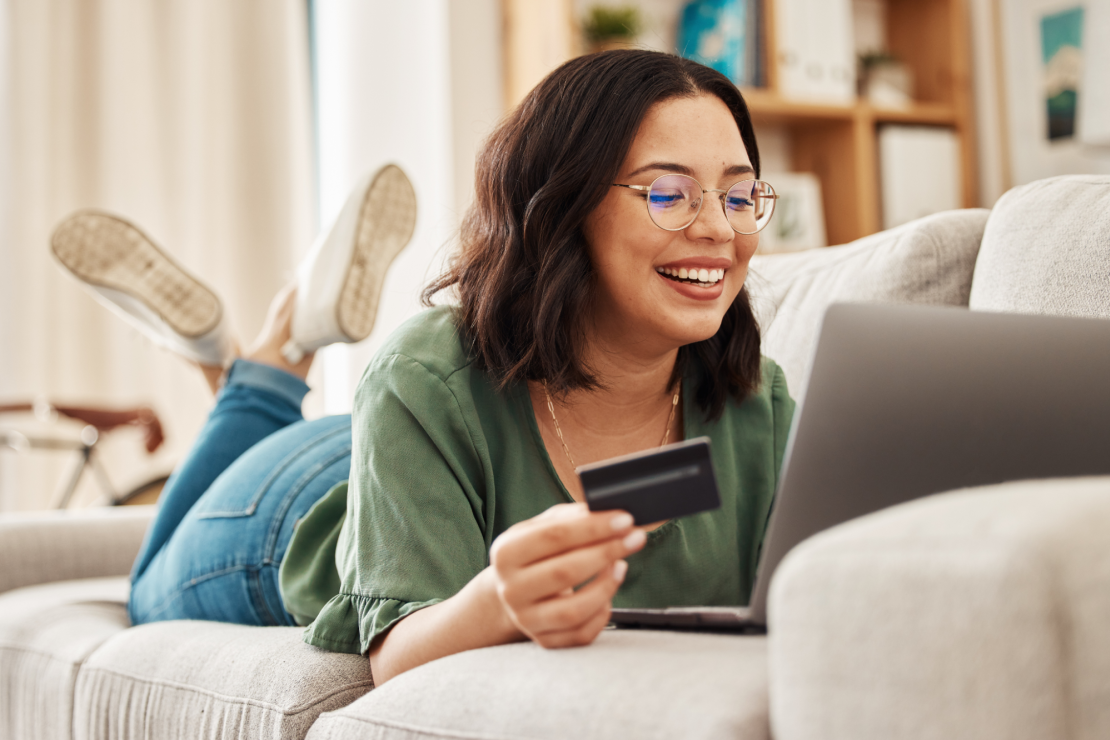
[489,502,646,649]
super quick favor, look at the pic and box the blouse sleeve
[302,353,490,655]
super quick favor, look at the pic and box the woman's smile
[654,258,731,300]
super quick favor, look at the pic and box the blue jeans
[128,360,351,627]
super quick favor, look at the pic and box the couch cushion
[768,476,1110,740]
[307,629,769,740]
[0,577,131,740]
[73,620,374,740]
[749,208,989,398]
[970,175,1110,319]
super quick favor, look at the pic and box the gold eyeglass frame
[612,175,779,235]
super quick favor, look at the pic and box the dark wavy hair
[423,50,763,420]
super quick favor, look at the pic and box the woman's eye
[726,197,754,211]
[649,191,685,208]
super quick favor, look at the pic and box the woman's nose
[686,195,734,241]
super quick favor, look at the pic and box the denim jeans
[128,360,351,627]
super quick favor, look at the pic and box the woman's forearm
[368,566,522,685]
[368,505,639,685]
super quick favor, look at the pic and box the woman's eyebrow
[625,162,694,178]
[724,164,756,178]
[625,162,755,179]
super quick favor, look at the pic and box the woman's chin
[652,315,728,350]
[594,293,733,352]
[659,300,735,345]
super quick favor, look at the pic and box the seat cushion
[0,577,131,740]
[307,629,769,740]
[768,476,1110,740]
[749,208,989,397]
[970,175,1110,319]
[73,620,374,740]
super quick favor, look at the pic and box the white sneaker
[51,211,235,366]
[281,164,417,364]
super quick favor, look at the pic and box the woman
[56,50,792,687]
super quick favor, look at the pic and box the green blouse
[281,306,795,655]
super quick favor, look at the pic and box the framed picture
[756,172,826,254]
[997,0,1110,184]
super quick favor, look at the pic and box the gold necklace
[542,381,680,469]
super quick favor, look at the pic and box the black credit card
[578,437,720,525]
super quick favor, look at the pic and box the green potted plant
[858,50,913,109]
[583,5,642,53]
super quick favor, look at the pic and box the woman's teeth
[656,266,724,286]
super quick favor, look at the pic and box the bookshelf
[502,0,979,246]
[751,0,977,244]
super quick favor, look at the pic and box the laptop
[611,302,1110,631]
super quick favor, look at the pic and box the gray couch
[2,175,1108,740]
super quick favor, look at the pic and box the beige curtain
[0,0,314,510]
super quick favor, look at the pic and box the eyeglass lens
[646,175,775,235]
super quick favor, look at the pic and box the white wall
[969,0,1110,206]
[449,0,505,214]
[0,0,14,509]
[995,0,1110,187]
[968,0,1009,207]
[309,0,503,416]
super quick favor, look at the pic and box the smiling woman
[286,50,796,684]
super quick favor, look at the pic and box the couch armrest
[767,477,1110,740]
[0,505,154,595]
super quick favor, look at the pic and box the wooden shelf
[866,101,958,125]
[742,89,958,126]
[740,88,856,122]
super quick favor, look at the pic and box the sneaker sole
[336,164,418,340]
[51,211,223,338]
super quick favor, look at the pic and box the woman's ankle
[199,363,226,395]
[242,345,314,382]
[244,284,314,381]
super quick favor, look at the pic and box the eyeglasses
[612,175,778,235]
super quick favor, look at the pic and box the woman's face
[583,93,759,356]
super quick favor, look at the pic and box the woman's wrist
[469,566,526,645]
